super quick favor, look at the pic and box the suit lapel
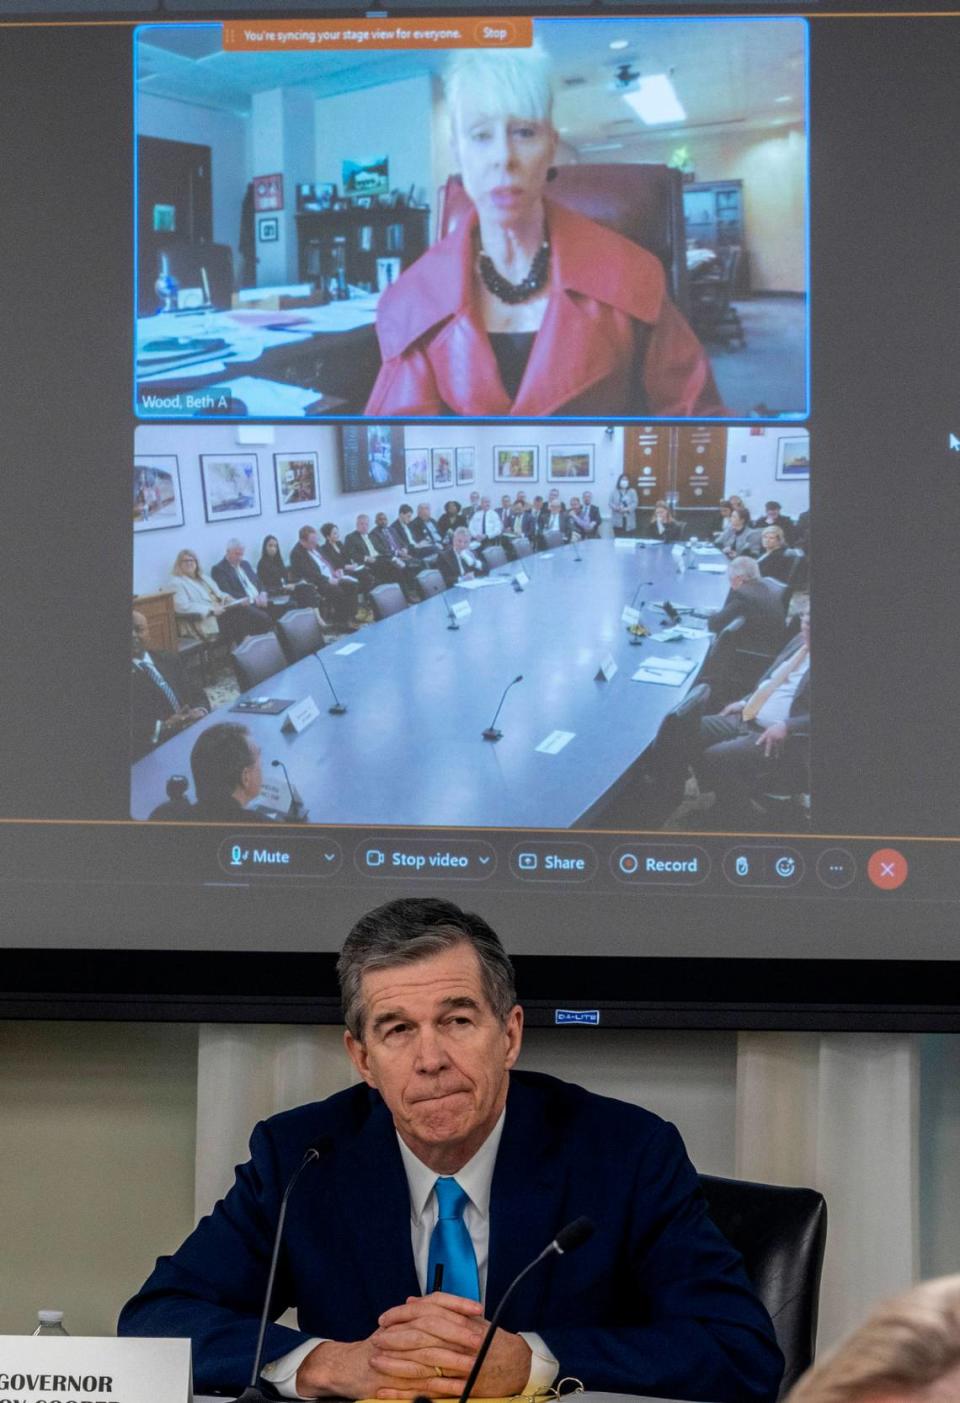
[331,1092,420,1319]
[513,292,623,418]
[487,1079,568,1323]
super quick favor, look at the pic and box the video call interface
[2,6,960,966]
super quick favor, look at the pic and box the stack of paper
[631,654,697,687]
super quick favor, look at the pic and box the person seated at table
[168,547,250,648]
[256,535,319,615]
[539,495,569,545]
[345,513,409,592]
[756,526,792,584]
[722,506,758,558]
[468,495,504,550]
[580,490,602,537]
[290,525,361,633]
[520,495,544,544]
[462,490,481,524]
[706,556,787,656]
[211,540,275,637]
[753,500,795,545]
[365,47,722,419]
[188,723,275,824]
[694,612,810,826]
[645,501,683,543]
[131,610,208,762]
[439,525,488,585]
[713,500,735,550]
[567,495,593,541]
[609,475,639,537]
[392,504,439,564]
[436,500,466,540]
[414,502,447,556]
[321,523,377,599]
[369,511,424,600]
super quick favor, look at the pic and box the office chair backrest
[276,608,325,664]
[542,528,565,551]
[482,545,508,571]
[415,569,446,599]
[512,538,533,559]
[370,583,408,620]
[438,163,688,309]
[231,633,287,691]
[699,1173,827,1399]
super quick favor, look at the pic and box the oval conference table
[131,539,731,830]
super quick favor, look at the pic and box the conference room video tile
[134,15,807,423]
[132,422,811,834]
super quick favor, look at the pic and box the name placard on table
[0,1336,191,1403]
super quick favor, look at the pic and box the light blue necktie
[426,1177,480,1301]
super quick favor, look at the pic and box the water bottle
[33,1309,69,1336]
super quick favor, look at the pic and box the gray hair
[444,44,554,134]
[452,527,471,547]
[226,537,244,551]
[337,898,517,1040]
[787,1276,960,1403]
[729,555,760,583]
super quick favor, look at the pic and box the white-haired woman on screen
[366,46,721,419]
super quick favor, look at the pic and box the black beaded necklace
[477,235,551,305]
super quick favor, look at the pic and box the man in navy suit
[211,539,275,637]
[119,899,783,1402]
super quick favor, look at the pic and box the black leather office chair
[700,1174,827,1398]
[481,545,508,571]
[415,569,446,600]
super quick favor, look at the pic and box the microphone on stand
[627,580,654,646]
[482,674,523,741]
[571,532,582,563]
[231,1139,331,1402]
[442,592,461,630]
[314,650,347,714]
[270,759,307,820]
[456,1218,595,1403]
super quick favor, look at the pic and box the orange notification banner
[223,17,533,51]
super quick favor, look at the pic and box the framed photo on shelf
[547,444,595,483]
[199,454,261,524]
[776,436,810,480]
[274,452,320,513]
[455,446,476,488]
[404,447,430,494]
[431,448,454,490]
[494,446,538,482]
[134,455,184,532]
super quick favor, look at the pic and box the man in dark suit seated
[468,496,504,550]
[290,525,361,633]
[581,490,602,538]
[393,504,438,564]
[752,500,796,546]
[211,539,275,638]
[120,897,783,1403]
[188,721,274,823]
[370,510,423,600]
[695,611,810,825]
[131,610,208,761]
[321,522,376,599]
[707,556,786,654]
[438,526,487,586]
[414,502,446,557]
[345,513,405,589]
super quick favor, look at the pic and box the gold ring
[435,1366,445,1378]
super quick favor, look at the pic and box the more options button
[218,835,342,878]
[356,838,496,880]
[509,841,597,881]
[610,843,710,884]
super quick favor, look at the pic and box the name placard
[0,1336,191,1403]
[450,600,472,620]
[281,694,320,733]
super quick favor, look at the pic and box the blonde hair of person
[762,526,786,549]
[444,44,554,134]
[788,1276,960,1403]
[172,548,203,577]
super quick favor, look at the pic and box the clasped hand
[296,1290,532,1399]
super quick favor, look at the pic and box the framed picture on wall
[134,455,184,532]
[546,444,595,483]
[199,454,261,523]
[274,452,320,513]
[455,446,475,487]
[776,436,810,480]
[431,448,454,490]
[494,446,538,482]
[404,448,430,494]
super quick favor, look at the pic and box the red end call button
[867,848,909,891]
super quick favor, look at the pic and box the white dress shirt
[262,1112,558,1398]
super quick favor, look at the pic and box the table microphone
[482,674,523,741]
[313,650,347,714]
[270,758,307,821]
[456,1217,595,1403]
[232,1139,331,1402]
[442,593,461,630]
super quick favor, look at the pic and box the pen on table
[431,1263,444,1292]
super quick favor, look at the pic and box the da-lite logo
[555,1009,600,1026]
